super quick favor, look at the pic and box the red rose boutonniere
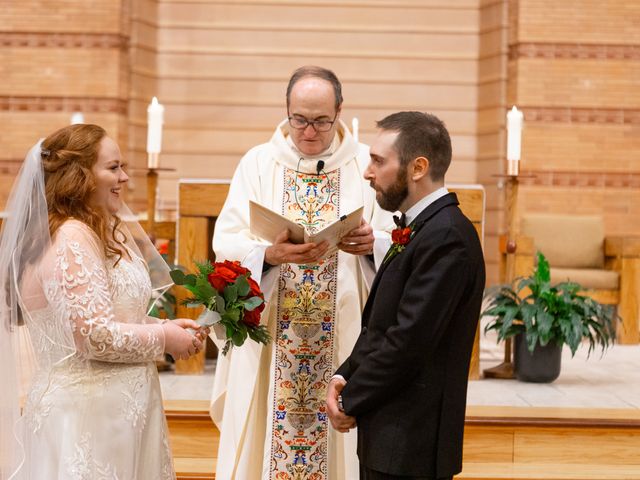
[383,225,414,264]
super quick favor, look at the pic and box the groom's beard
[373,167,409,212]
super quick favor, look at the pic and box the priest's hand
[265,229,329,265]
[327,377,357,433]
[338,219,374,256]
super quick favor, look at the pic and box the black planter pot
[514,333,562,383]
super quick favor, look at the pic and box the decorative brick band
[0,32,128,49]
[522,107,640,125]
[509,42,640,61]
[519,170,640,189]
[0,96,128,114]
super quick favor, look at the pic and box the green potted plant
[482,251,617,383]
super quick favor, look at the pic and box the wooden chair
[174,180,231,374]
[447,184,486,380]
[139,220,177,263]
[503,214,639,344]
[173,180,486,375]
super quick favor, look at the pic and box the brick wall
[2,0,639,288]
[0,0,130,207]
[146,0,483,217]
[505,0,640,278]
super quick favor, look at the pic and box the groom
[327,112,485,480]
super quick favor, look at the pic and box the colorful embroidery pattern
[270,167,339,480]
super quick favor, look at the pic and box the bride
[1,124,207,479]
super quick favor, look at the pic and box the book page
[306,206,364,256]
[250,201,364,257]
[249,201,306,244]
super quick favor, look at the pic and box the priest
[210,65,394,480]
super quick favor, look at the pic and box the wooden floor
[165,400,640,480]
[165,400,217,480]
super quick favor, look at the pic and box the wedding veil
[0,138,172,479]
[0,141,49,478]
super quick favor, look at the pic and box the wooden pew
[174,180,486,377]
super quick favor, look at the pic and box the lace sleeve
[45,222,165,363]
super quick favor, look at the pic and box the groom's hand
[327,377,356,433]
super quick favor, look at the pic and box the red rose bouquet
[170,260,270,355]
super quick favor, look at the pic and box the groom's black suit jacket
[336,193,485,478]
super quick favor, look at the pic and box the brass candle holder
[483,171,535,379]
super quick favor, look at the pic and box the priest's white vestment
[210,120,393,480]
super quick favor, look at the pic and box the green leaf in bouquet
[235,275,250,297]
[225,322,235,339]
[223,307,241,322]
[248,325,271,345]
[195,275,216,302]
[232,323,248,346]
[170,269,196,286]
[195,260,214,275]
[180,284,198,297]
[243,296,264,312]
[237,320,248,336]
[170,269,185,285]
[148,304,160,318]
[224,284,238,304]
[214,294,226,314]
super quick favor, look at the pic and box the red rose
[222,260,249,276]
[391,227,412,246]
[157,242,169,255]
[243,301,265,327]
[207,264,240,291]
[243,275,265,327]
[247,277,262,297]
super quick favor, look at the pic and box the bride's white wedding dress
[14,220,175,479]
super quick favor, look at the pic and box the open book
[249,201,364,257]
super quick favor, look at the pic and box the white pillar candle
[506,106,523,176]
[147,97,165,168]
[352,117,359,143]
[70,112,84,125]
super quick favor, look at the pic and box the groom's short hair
[376,111,452,182]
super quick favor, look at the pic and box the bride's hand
[172,318,211,342]
[162,320,204,360]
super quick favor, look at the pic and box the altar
[161,180,640,479]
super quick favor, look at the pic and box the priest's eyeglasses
[288,113,337,132]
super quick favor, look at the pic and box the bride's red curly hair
[41,124,125,262]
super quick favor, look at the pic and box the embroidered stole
[269,167,339,479]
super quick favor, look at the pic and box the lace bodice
[15,220,176,480]
[23,220,165,366]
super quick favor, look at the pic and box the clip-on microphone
[316,160,325,175]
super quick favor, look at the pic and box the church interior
[2,0,639,479]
